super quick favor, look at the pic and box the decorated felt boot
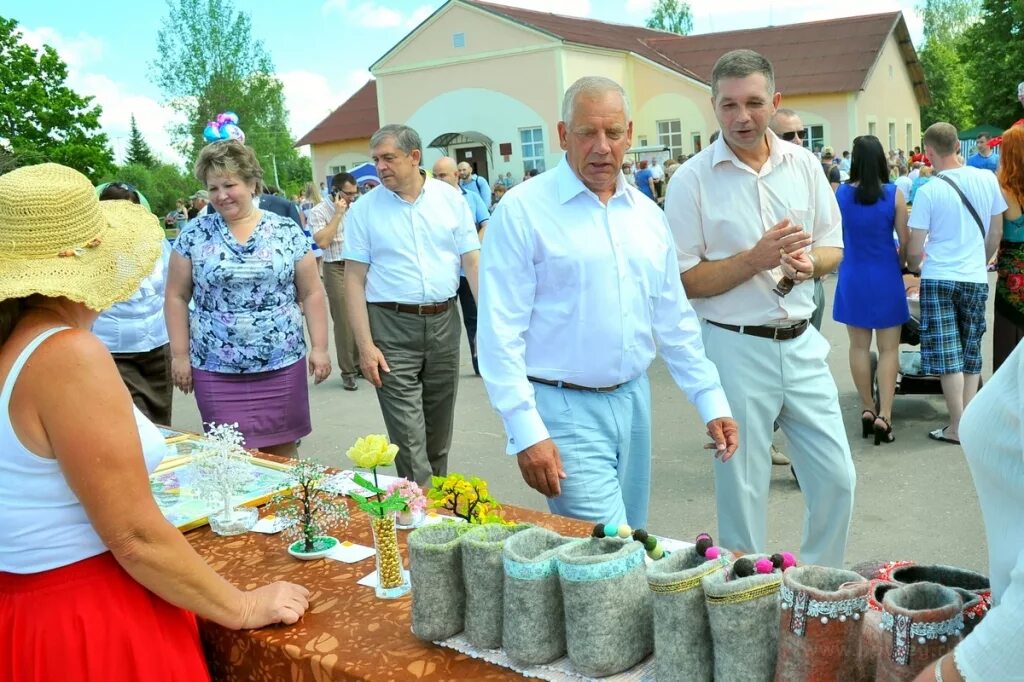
[703,554,786,682]
[646,534,730,682]
[774,565,869,681]
[557,535,653,677]
[875,582,964,682]
[853,580,900,682]
[502,527,578,666]
[459,523,531,649]
[408,523,469,641]
[888,563,992,630]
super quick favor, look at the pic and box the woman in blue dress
[833,135,910,445]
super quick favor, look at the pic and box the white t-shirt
[908,166,1007,284]
[650,163,665,181]
[894,175,913,202]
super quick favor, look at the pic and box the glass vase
[369,513,411,599]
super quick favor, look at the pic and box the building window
[329,165,347,174]
[691,132,702,153]
[888,122,897,151]
[906,123,914,150]
[657,119,683,159]
[452,32,465,48]
[868,120,877,137]
[520,127,545,173]
[804,125,824,152]
[638,135,648,146]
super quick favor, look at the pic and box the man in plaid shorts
[906,122,1006,444]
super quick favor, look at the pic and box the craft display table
[187,501,592,681]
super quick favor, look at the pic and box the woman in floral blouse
[166,140,330,456]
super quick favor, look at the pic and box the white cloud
[405,5,436,29]
[16,26,105,71]
[280,68,372,147]
[322,0,434,29]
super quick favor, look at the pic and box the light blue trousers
[701,321,857,568]
[531,374,652,529]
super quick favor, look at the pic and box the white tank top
[0,327,168,574]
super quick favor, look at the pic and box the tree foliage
[0,16,113,179]
[100,161,201,219]
[916,0,980,130]
[150,0,308,194]
[126,114,157,167]
[962,0,1024,129]
[645,0,693,35]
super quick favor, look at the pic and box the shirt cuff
[503,408,550,455]
[692,387,733,424]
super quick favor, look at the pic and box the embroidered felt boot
[557,537,653,677]
[408,523,469,641]
[703,555,783,682]
[646,546,730,682]
[459,523,531,649]
[774,565,868,681]
[888,563,991,631]
[875,582,964,682]
[853,580,900,682]
[501,527,578,666]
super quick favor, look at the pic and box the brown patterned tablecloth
[188,498,592,681]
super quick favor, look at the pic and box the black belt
[370,298,454,315]
[706,319,809,341]
[527,376,623,393]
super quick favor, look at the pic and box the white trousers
[701,321,856,567]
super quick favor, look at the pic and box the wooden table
[188,502,592,681]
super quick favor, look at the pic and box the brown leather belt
[528,376,623,393]
[706,319,809,341]
[370,298,453,315]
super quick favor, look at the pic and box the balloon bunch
[203,111,245,144]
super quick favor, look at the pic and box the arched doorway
[427,131,495,182]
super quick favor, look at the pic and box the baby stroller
[893,275,943,395]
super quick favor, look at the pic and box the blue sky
[5,0,921,165]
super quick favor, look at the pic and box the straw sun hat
[0,163,164,311]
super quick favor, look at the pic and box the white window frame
[804,125,825,153]
[520,126,545,174]
[888,122,897,152]
[657,119,683,160]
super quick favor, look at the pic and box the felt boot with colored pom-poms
[875,582,964,682]
[556,537,653,677]
[703,554,783,682]
[646,545,730,682]
[408,523,470,641]
[458,523,531,649]
[773,565,868,682]
[501,527,578,665]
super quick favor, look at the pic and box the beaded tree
[270,459,349,553]
[427,473,506,524]
[191,422,253,524]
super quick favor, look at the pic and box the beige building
[298,1,927,184]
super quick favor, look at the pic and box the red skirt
[0,552,210,682]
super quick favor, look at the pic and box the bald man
[457,160,491,207]
[435,157,490,375]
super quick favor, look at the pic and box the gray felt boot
[459,523,532,649]
[557,537,653,678]
[875,582,964,682]
[646,546,730,682]
[502,527,579,666]
[408,523,469,641]
[703,555,783,682]
[774,565,868,681]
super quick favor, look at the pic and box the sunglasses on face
[780,130,806,142]
[109,182,136,192]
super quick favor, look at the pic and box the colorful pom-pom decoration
[616,524,632,539]
[604,524,618,539]
[733,557,755,578]
[695,536,713,557]
[649,545,665,560]
[770,553,784,569]
[781,552,797,570]
[592,523,606,538]
[755,558,775,574]
[203,111,245,144]
[705,546,721,560]
[632,528,649,544]
[696,532,711,542]
[643,536,658,552]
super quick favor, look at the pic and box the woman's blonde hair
[303,181,319,203]
[193,140,264,187]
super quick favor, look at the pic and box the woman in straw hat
[165,139,330,456]
[0,164,310,682]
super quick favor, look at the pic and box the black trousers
[457,276,478,373]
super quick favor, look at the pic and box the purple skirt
[192,359,311,449]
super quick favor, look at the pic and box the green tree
[126,114,157,167]
[150,0,308,190]
[645,0,693,35]
[0,16,113,179]
[916,0,980,130]
[101,161,200,218]
[962,0,1024,128]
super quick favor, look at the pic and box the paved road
[170,276,991,572]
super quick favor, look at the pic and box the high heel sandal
[861,410,877,439]
[874,416,894,446]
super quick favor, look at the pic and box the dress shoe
[770,444,790,465]
[343,376,358,391]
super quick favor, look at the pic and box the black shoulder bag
[935,173,986,240]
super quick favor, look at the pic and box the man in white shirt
[666,49,856,568]
[344,125,481,486]
[308,172,360,391]
[906,122,1006,445]
[894,165,913,202]
[477,76,738,529]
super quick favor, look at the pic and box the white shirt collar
[554,154,633,206]
[711,128,796,171]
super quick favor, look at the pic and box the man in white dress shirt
[344,125,481,486]
[477,76,738,529]
[666,49,856,567]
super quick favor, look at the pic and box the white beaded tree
[192,422,252,523]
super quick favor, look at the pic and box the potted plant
[191,422,258,536]
[347,435,411,598]
[428,473,507,524]
[386,479,427,528]
[270,459,349,560]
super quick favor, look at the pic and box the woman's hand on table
[308,348,332,384]
[171,356,193,394]
[237,581,311,629]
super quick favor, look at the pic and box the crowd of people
[2,44,1024,681]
